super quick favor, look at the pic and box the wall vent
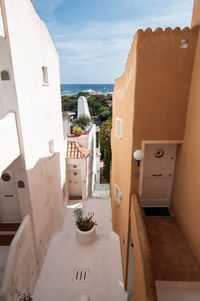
[116,118,122,139]
[87,212,94,217]
[72,268,90,282]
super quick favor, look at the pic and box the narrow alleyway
[33,194,127,301]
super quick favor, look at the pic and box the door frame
[138,140,184,204]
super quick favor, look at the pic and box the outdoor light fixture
[133,149,144,167]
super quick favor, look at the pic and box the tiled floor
[156,281,200,301]
[145,217,200,281]
[33,197,128,301]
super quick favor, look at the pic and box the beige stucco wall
[111,32,138,286]
[171,29,200,264]
[191,0,200,27]
[111,26,198,288]
[132,26,198,191]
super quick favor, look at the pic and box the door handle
[152,174,162,177]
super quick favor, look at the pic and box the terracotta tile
[145,217,200,281]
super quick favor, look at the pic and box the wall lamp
[133,149,144,167]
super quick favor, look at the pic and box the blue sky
[33,0,194,84]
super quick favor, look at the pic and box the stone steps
[0,223,20,246]
[92,184,110,199]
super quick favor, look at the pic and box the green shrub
[73,114,91,129]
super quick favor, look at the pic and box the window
[1,70,10,80]
[42,66,48,85]
[116,117,122,139]
[114,184,122,205]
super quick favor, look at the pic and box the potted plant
[73,114,91,130]
[72,125,83,137]
[16,290,32,301]
[74,208,97,244]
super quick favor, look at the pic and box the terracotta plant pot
[73,132,82,137]
[76,226,96,244]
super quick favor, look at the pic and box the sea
[61,84,114,96]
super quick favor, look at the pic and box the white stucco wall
[0,113,20,174]
[0,0,67,296]
[0,32,32,225]
[0,5,4,37]
[0,39,18,119]
[75,124,97,198]
[63,116,70,141]
[87,124,97,195]
[3,0,66,244]
[5,0,65,174]
[67,125,97,201]
[78,96,91,119]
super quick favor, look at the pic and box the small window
[116,117,122,139]
[1,70,10,80]
[42,66,48,85]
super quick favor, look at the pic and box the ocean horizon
[61,84,114,96]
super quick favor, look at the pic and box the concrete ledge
[131,194,157,301]
[0,215,37,301]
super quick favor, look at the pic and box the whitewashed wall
[0,113,20,174]
[4,0,66,243]
[0,4,4,37]
[0,0,67,297]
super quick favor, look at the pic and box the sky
[33,0,194,84]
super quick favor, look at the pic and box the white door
[141,144,177,207]
[69,169,82,197]
[0,170,21,222]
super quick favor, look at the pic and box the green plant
[100,110,111,121]
[73,114,91,129]
[72,126,83,133]
[74,208,97,231]
[99,120,112,182]
[16,290,32,301]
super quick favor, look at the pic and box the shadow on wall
[0,155,31,223]
[27,153,66,266]
[0,153,66,301]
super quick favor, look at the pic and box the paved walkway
[33,197,127,301]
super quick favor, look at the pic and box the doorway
[0,170,21,222]
[69,169,82,198]
[140,143,177,207]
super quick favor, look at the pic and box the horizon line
[60,83,114,85]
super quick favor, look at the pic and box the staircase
[93,184,110,199]
[0,223,20,287]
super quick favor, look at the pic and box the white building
[66,96,100,201]
[62,111,75,140]
[66,124,99,202]
[77,96,91,118]
[0,0,66,299]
